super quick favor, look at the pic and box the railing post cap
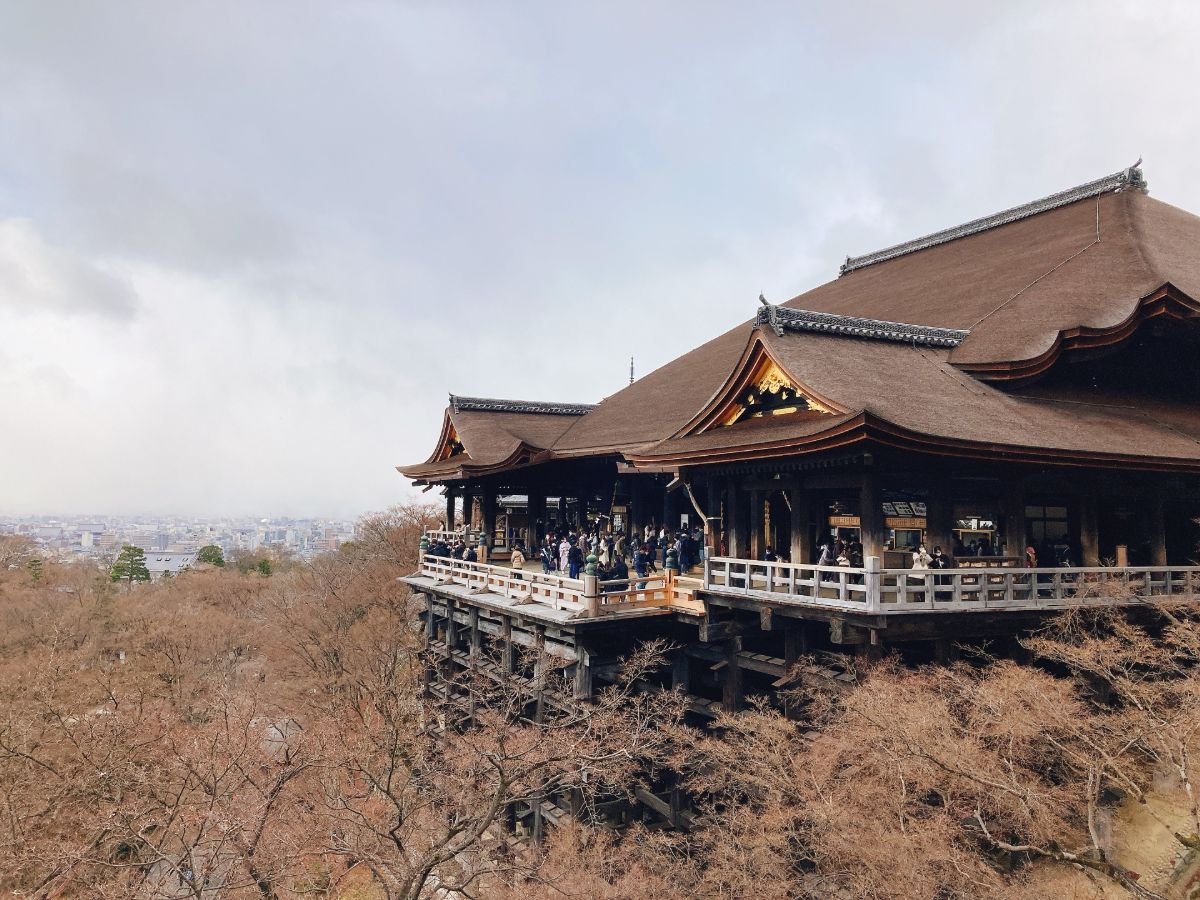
[865,556,881,573]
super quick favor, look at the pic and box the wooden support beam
[502,615,515,675]
[534,624,547,723]
[829,618,869,645]
[934,637,959,664]
[469,606,481,658]
[783,623,809,666]
[531,787,544,845]
[721,639,743,712]
[856,633,884,664]
[572,647,594,701]
[444,596,457,655]
[672,648,691,692]
[699,619,742,643]
[759,605,774,632]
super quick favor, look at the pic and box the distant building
[145,552,198,580]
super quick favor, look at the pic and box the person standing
[568,542,584,579]
[633,543,650,589]
[558,536,571,575]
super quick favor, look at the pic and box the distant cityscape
[0,513,360,575]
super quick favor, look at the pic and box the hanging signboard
[885,516,927,530]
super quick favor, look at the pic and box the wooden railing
[421,555,587,613]
[703,556,1200,615]
[595,573,706,614]
[417,555,700,616]
[424,527,480,545]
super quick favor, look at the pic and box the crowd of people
[430,525,1080,588]
[429,521,708,591]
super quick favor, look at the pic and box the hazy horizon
[4,1,1200,517]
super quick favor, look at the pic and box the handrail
[417,554,700,616]
[424,527,480,544]
[704,556,1200,615]
[420,554,587,613]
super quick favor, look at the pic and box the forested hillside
[3,505,1199,899]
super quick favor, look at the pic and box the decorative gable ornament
[435,423,465,461]
[719,358,836,427]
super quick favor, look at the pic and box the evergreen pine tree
[110,545,151,586]
[197,545,225,567]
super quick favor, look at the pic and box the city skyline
[4,3,1200,516]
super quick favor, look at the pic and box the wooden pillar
[934,637,959,664]
[533,625,547,723]
[481,489,496,559]
[1003,477,1026,560]
[444,486,456,531]
[855,630,884,665]
[727,478,744,558]
[1150,484,1167,567]
[782,623,808,720]
[749,489,765,561]
[859,470,886,559]
[527,492,545,550]
[662,482,677,536]
[531,790,544,845]
[789,481,810,564]
[468,607,481,659]
[1080,492,1100,567]
[721,638,743,712]
[706,478,722,557]
[573,646,594,701]
[630,476,645,544]
[926,480,955,558]
[502,615,515,674]
[444,597,457,654]
[671,649,691,693]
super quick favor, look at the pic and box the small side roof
[398,394,594,481]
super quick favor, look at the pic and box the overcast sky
[2,1,1198,518]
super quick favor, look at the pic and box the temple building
[402,165,1200,570]
[400,163,1200,836]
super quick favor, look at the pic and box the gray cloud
[0,219,139,319]
[0,0,1198,516]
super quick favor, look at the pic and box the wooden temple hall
[400,163,1200,731]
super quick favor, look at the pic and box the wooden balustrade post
[864,556,881,612]
[583,572,600,617]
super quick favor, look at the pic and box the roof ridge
[757,305,968,347]
[450,395,597,416]
[840,165,1148,276]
